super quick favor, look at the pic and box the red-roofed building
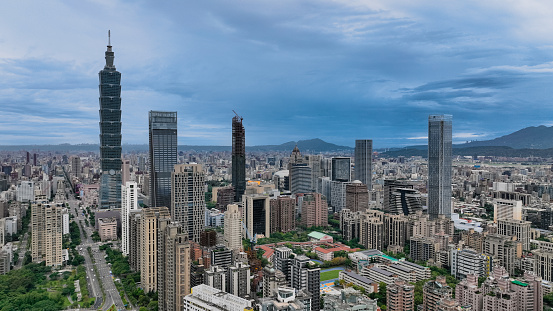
[314,245,358,261]
[259,245,275,262]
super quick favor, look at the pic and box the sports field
[320,269,340,281]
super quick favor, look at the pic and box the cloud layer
[1,0,553,147]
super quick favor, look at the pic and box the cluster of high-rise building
[2,36,553,311]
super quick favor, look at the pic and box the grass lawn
[320,270,340,281]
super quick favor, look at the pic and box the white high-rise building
[224,204,242,252]
[62,209,70,235]
[121,181,139,256]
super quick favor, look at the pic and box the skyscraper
[428,114,452,219]
[331,157,351,182]
[355,140,372,190]
[121,181,138,256]
[232,114,246,202]
[149,111,177,208]
[99,32,122,209]
[171,163,205,243]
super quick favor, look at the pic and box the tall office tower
[383,180,414,213]
[290,163,312,194]
[71,156,81,179]
[228,261,251,298]
[149,111,177,208]
[428,114,452,219]
[355,140,372,190]
[345,181,369,212]
[224,204,242,252]
[387,279,415,311]
[99,34,122,209]
[290,255,321,311]
[171,163,205,243]
[121,159,130,185]
[243,194,271,238]
[301,193,328,228]
[497,218,531,251]
[270,196,296,234]
[306,155,322,193]
[138,206,171,292]
[232,114,246,202]
[121,181,138,256]
[158,222,191,311]
[331,157,351,182]
[31,201,63,266]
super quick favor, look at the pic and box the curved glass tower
[99,34,122,209]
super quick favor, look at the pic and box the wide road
[68,199,125,311]
[68,200,103,309]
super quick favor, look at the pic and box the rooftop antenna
[108,30,111,46]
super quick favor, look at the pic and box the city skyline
[1,1,553,148]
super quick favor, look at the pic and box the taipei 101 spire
[99,30,122,209]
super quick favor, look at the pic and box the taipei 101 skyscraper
[99,31,122,209]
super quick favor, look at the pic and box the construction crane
[232,110,243,121]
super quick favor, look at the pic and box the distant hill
[381,146,553,158]
[456,125,553,149]
[0,138,352,153]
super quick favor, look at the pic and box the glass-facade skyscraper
[232,115,246,202]
[354,139,372,190]
[98,37,122,209]
[428,114,452,219]
[149,111,177,208]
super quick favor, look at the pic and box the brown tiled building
[270,196,296,234]
[301,193,328,228]
[345,181,369,212]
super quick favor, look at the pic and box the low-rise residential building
[338,270,378,293]
[183,284,253,311]
[361,266,397,285]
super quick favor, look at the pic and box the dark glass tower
[232,114,246,202]
[99,33,122,209]
[149,111,177,208]
[354,140,372,190]
[428,114,452,219]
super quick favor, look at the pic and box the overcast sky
[1,0,553,147]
